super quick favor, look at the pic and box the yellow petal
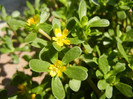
[52,37,57,41]
[27,18,34,26]
[32,94,36,99]
[33,15,40,23]
[61,66,66,72]
[50,70,57,77]
[63,39,70,45]
[49,65,55,70]
[63,28,68,37]
[57,40,64,47]
[57,70,62,77]
[55,28,62,37]
[55,60,62,66]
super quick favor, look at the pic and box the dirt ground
[0,52,46,96]
[0,23,45,97]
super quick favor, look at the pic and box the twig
[87,77,100,96]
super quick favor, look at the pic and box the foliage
[0,0,133,98]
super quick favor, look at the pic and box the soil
[0,52,46,97]
[0,23,45,97]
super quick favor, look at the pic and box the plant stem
[87,77,100,96]
[38,28,51,40]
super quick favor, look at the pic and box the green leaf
[106,76,117,84]
[1,6,8,20]
[52,77,65,99]
[79,54,94,64]
[117,42,128,62]
[5,36,14,50]
[64,66,88,81]
[116,25,122,38]
[81,16,88,26]
[38,23,52,34]
[89,19,110,27]
[90,0,100,5]
[11,54,19,64]
[35,0,40,9]
[40,7,50,23]
[112,63,125,75]
[52,18,61,29]
[25,32,37,43]
[87,16,100,26]
[68,37,84,45]
[97,79,108,90]
[48,47,58,64]
[39,47,49,61]
[31,86,43,94]
[26,1,35,15]
[126,29,133,37]
[96,70,104,79]
[52,42,65,51]
[11,10,20,18]
[8,95,17,99]
[66,17,81,30]
[119,6,130,10]
[0,48,12,53]
[29,59,50,72]
[95,45,101,57]
[115,82,133,97]
[117,11,127,20]
[7,19,26,31]
[78,0,87,20]
[31,38,48,48]
[82,42,93,53]
[69,79,81,92]
[62,46,82,64]
[105,84,113,98]
[99,54,109,74]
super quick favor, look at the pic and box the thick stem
[38,29,51,40]
[87,77,100,96]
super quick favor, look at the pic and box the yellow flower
[49,60,66,77]
[17,83,27,94]
[27,15,40,26]
[52,28,70,47]
[31,94,36,99]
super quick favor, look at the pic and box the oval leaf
[69,79,81,92]
[25,32,37,43]
[52,18,61,29]
[99,54,109,74]
[31,38,48,48]
[62,46,82,64]
[97,79,108,90]
[89,19,110,27]
[115,82,133,97]
[7,19,26,31]
[117,42,128,62]
[29,59,50,72]
[105,84,113,98]
[78,0,87,20]
[64,66,88,81]
[82,42,92,53]
[52,77,65,99]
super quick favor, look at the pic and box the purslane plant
[0,0,133,99]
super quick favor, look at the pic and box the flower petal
[55,60,62,66]
[63,39,70,45]
[55,28,62,37]
[57,40,64,47]
[63,28,68,37]
[50,70,57,77]
[52,37,57,41]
